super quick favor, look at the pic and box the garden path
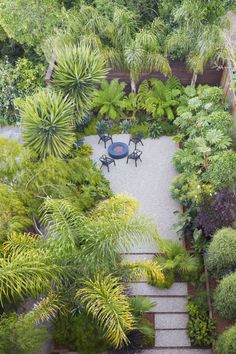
[0,125,21,142]
[85,134,212,354]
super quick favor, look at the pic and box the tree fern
[140,78,182,120]
[93,79,126,121]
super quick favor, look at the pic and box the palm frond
[124,260,164,284]
[77,194,156,274]
[0,250,66,305]
[135,30,158,51]
[29,292,66,324]
[112,7,137,47]
[129,296,156,315]
[3,232,42,256]
[146,53,171,77]
[76,274,135,348]
[40,197,85,254]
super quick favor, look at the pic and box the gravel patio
[85,134,181,243]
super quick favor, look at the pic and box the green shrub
[77,144,93,157]
[0,183,31,244]
[0,58,45,126]
[53,313,108,354]
[216,324,236,354]
[96,119,109,135]
[187,303,215,346]
[203,151,236,190]
[0,312,49,354]
[120,119,133,133]
[159,120,178,136]
[171,172,213,206]
[214,272,236,319]
[130,123,149,138]
[148,121,161,139]
[16,154,111,215]
[207,228,236,278]
[0,59,19,125]
[84,117,99,135]
[76,112,95,132]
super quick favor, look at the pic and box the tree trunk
[191,71,198,88]
[131,79,137,94]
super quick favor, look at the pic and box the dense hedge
[207,228,236,278]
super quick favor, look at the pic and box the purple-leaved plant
[195,190,236,237]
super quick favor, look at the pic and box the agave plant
[21,89,75,159]
[53,43,108,116]
[93,79,126,121]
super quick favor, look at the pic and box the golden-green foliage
[76,274,135,348]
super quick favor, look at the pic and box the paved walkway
[0,126,21,142]
[85,134,212,354]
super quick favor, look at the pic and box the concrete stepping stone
[139,349,212,354]
[147,297,187,313]
[155,329,191,347]
[119,238,159,254]
[155,314,188,329]
[128,282,187,297]
[122,253,155,262]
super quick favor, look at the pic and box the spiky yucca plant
[76,274,135,348]
[21,89,75,159]
[53,44,108,115]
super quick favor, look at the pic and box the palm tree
[21,89,75,159]
[123,30,171,93]
[52,43,108,116]
[76,273,135,349]
[41,194,156,275]
[45,6,171,94]
[93,79,126,121]
[166,0,231,87]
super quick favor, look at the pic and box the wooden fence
[45,59,223,89]
[220,59,236,121]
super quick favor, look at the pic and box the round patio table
[108,142,129,159]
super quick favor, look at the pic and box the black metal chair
[99,154,116,172]
[128,135,144,149]
[98,134,113,148]
[126,149,142,167]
